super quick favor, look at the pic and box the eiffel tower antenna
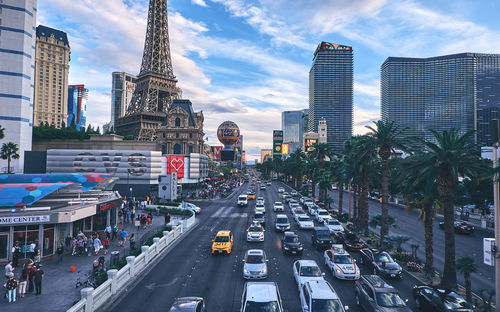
[115,0,181,141]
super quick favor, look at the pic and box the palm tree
[456,255,477,302]
[1,142,19,173]
[330,158,346,214]
[410,129,483,289]
[0,125,5,140]
[366,120,409,244]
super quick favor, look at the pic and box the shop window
[84,216,92,232]
[43,225,55,256]
[13,225,39,259]
[93,211,107,232]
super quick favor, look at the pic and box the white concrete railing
[67,219,191,312]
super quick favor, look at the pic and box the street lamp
[130,187,133,200]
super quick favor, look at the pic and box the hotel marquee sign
[0,215,50,225]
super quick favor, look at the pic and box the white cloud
[192,0,208,7]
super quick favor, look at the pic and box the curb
[96,221,200,312]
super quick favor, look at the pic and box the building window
[189,146,193,154]
[176,132,179,138]
[189,133,193,139]
[173,144,181,154]
[175,117,181,127]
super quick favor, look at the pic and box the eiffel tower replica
[115,0,181,141]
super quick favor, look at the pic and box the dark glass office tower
[282,109,308,153]
[381,53,500,146]
[309,42,353,153]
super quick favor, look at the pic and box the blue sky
[38,0,500,160]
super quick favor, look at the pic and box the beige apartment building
[34,25,70,128]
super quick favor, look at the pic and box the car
[412,285,475,311]
[326,219,344,234]
[293,260,325,290]
[438,221,475,234]
[275,214,291,232]
[247,223,265,242]
[256,197,265,205]
[291,190,299,196]
[311,226,334,249]
[180,202,201,214]
[334,231,365,251]
[289,199,299,205]
[360,249,402,278]
[243,249,268,279]
[283,191,290,197]
[247,191,256,200]
[299,280,348,312]
[273,201,284,212]
[293,208,307,220]
[315,209,332,223]
[297,216,314,229]
[260,185,266,190]
[303,198,314,208]
[278,187,285,193]
[355,275,411,312]
[281,231,303,255]
[211,230,234,254]
[308,205,319,217]
[240,282,284,312]
[324,245,360,280]
[290,203,301,213]
[253,212,266,227]
[255,203,266,214]
[284,195,293,203]
[169,297,206,312]
[266,181,272,186]
[238,195,249,207]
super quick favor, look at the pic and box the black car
[413,285,475,312]
[438,221,475,234]
[334,231,365,251]
[281,231,303,255]
[253,212,266,227]
[169,297,206,312]
[360,248,402,278]
[311,226,333,249]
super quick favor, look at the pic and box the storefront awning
[0,183,71,207]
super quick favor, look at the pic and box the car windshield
[300,265,322,276]
[215,236,229,242]
[346,233,359,241]
[246,255,265,263]
[316,230,330,236]
[319,211,329,216]
[284,236,299,243]
[295,210,305,214]
[299,216,311,222]
[334,255,353,264]
[311,299,343,312]
[276,218,288,224]
[244,301,280,312]
[275,202,282,206]
[239,196,247,200]
[249,226,262,232]
[443,293,474,309]
[328,220,341,226]
[374,253,393,263]
[255,214,264,219]
[375,292,407,308]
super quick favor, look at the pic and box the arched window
[188,146,193,154]
[175,117,181,127]
[173,144,181,154]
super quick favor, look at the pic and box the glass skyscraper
[67,85,88,130]
[309,41,353,153]
[382,53,500,147]
[282,109,308,153]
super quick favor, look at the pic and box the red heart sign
[170,157,184,171]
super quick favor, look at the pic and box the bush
[154,200,181,206]
[109,257,128,271]
[95,271,108,286]
[390,252,414,263]
[406,261,423,272]
[336,213,349,223]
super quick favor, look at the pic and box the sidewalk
[1,209,170,312]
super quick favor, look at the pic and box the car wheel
[415,297,421,309]
[355,294,360,306]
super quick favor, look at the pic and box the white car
[278,187,285,193]
[255,203,266,214]
[316,209,332,223]
[308,205,319,216]
[275,214,291,232]
[293,208,307,219]
[247,223,265,242]
[273,202,284,212]
[326,219,344,234]
[180,202,201,214]
[238,195,248,207]
[324,245,360,280]
[256,197,265,205]
[303,198,314,208]
[299,280,348,312]
[240,282,284,312]
[297,216,314,229]
[291,190,299,196]
[243,249,268,279]
[293,260,325,290]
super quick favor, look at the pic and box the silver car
[243,249,268,279]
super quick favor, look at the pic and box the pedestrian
[34,264,44,295]
[147,215,152,226]
[77,230,85,239]
[57,244,64,264]
[4,273,18,302]
[119,228,127,247]
[87,235,93,256]
[71,237,77,255]
[29,241,36,260]
[33,240,41,263]
[11,242,21,268]
[129,234,136,251]
[4,260,14,279]
[131,208,135,224]
[77,237,84,256]
[65,234,72,252]
[135,216,141,229]
[105,224,112,239]
[18,265,28,298]
[103,237,110,255]
[165,213,171,225]
[140,215,147,229]
[127,210,131,224]
[27,260,35,293]
[94,237,101,255]
[112,224,118,240]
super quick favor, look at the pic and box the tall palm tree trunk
[464,272,472,302]
[438,176,458,289]
[423,201,435,277]
[359,168,370,235]
[7,156,11,174]
[353,184,359,222]
[380,157,389,243]
[338,183,344,214]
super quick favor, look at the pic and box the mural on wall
[167,155,185,179]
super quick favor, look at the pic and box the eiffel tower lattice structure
[115,0,181,141]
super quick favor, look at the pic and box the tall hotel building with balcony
[282,109,308,153]
[0,0,37,173]
[110,72,137,130]
[381,53,500,146]
[33,25,70,128]
[309,41,353,153]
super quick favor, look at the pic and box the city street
[110,182,422,312]
[330,189,496,297]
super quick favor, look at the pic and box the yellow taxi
[211,230,234,255]
[247,191,256,200]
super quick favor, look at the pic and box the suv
[238,195,248,207]
[253,212,266,227]
[360,249,402,278]
[275,214,290,232]
[281,231,303,255]
[299,280,348,312]
[355,275,411,311]
[240,282,284,312]
[211,230,234,254]
[312,226,333,249]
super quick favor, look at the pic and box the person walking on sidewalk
[94,237,101,255]
[165,213,171,225]
[12,242,20,268]
[87,235,93,256]
[112,224,118,240]
[71,237,77,255]
[5,260,14,279]
[29,241,36,260]
[34,264,44,295]
[103,237,110,255]
[4,273,18,303]
[18,265,28,298]
[119,228,127,247]
[105,224,112,239]
[27,260,35,293]
[129,234,136,251]
[65,234,72,252]
[57,244,64,264]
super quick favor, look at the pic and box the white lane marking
[145,278,177,290]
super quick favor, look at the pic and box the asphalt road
[329,189,496,299]
[110,181,422,312]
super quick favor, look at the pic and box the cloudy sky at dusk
[38,0,500,160]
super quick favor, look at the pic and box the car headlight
[298,246,303,250]
[261,268,267,274]
[284,246,289,250]
[244,269,249,274]
[336,269,342,274]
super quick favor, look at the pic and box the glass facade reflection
[382,53,500,147]
[282,110,308,153]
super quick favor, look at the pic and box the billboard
[304,138,318,152]
[166,155,185,179]
[282,143,289,155]
[273,130,283,157]
[211,146,223,160]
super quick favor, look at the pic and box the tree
[456,255,477,302]
[0,125,5,140]
[386,234,410,253]
[1,142,19,173]
[365,120,409,244]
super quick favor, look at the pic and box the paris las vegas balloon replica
[216,121,244,166]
